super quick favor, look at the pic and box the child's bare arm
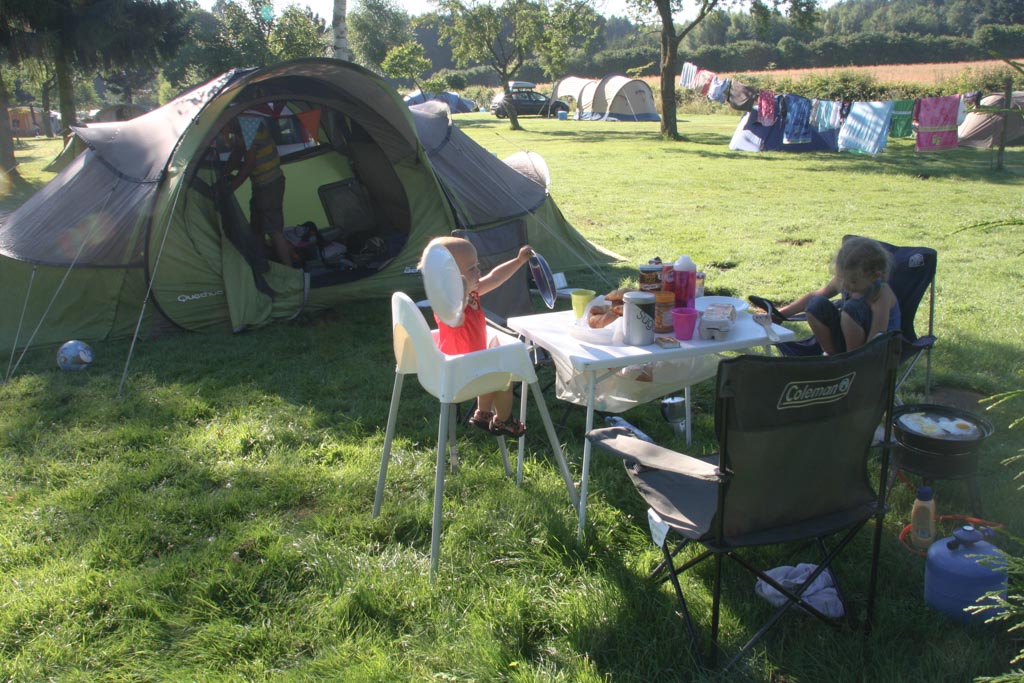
[477,245,534,296]
[779,277,840,317]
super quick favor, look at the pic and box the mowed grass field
[1,114,1024,681]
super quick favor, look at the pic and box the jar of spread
[654,290,674,333]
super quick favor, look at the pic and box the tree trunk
[0,66,28,190]
[42,78,55,137]
[332,0,349,61]
[55,41,77,136]
[656,0,678,139]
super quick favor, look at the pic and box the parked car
[490,83,569,118]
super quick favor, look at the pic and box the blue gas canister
[924,525,1007,624]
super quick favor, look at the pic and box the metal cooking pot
[892,404,993,456]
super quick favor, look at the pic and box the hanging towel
[837,101,894,155]
[914,95,960,152]
[783,94,814,144]
[757,90,778,126]
[889,99,915,138]
[679,62,698,89]
[754,563,845,618]
[707,76,730,103]
[728,81,758,111]
[693,69,715,96]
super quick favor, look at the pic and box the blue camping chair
[750,236,936,401]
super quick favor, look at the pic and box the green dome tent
[0,59,616,362]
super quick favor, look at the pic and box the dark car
[490,85,569,118]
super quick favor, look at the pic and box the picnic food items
[586,288,634,328]
[698,302,735,340]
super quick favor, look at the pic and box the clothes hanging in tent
[914,95,961,152]
[838,101,894,155]
[889,99,915,138]
[783,94,814,145]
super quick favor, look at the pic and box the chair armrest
[587,426,723,481]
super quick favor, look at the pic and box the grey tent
[0,59,617,360]
[958,92,1024,149]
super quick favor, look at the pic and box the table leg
[684,384,692,446]
[579,370,597,541]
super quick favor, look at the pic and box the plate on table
[695,296,749,312]
[528,252,557,309]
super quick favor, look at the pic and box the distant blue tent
[403,90,477,114]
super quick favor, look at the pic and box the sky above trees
[196,0,635,21]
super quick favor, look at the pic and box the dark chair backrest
[845,234,936,345]
[713,332,901,541]
[452,221,533,324]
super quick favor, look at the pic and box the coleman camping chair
[751,236,935,400]
[586,332,902,670]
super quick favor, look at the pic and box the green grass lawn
[2,116,1024,681]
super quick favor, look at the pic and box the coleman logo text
[777,373,855,410]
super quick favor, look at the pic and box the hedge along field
[1,114,1024,681]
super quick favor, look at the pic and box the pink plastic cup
[671,307,700,341]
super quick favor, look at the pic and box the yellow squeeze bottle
[910,486,937,551]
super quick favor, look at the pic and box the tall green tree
[438,0,594,131]
[625,0,818,139]
[348,0,411,73]
[2,0,187,131]
[382,41,432,93]
[270,5,331,60]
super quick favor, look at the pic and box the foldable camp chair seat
[757,236,935,400]
[587,332,902,670]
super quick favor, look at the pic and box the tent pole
[4,265,37,384]
[118,177,186,397]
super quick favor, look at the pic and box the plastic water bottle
[910,486,937,551]
[673,255,697,308]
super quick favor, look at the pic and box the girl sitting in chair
[777,235,901,355]
[420,236,535,437]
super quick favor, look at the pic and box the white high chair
[373,292,579,579]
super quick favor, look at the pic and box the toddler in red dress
[420,236,535,437]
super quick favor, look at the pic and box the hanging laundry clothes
[914,95,960,151]
[889,99,915,138]
[810,100,841,132]
[757,90,778,126]
[693,69,715,97]
[727,82,758,111]
[707,76,730,103]
[783,94,814,145]
[679,62,698,89]
[957,94,968,125]
[837,101,895,155]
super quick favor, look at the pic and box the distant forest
[413,0,1024,86]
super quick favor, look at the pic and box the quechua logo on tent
[777,373,854,410]
[177,289,225,303]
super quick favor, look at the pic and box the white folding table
[507,309,796,540]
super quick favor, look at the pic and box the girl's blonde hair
[834,236,891,280]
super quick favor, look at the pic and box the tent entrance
[190,101,412,292]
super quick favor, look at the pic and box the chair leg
[431,403,452,580]
[373,372,404,518]
[447,405,459,473]
[516,380,528,485]
[661,541,705,669]
[710,553,723,669]
[496,436,513,477]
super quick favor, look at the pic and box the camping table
[507,309,795,540]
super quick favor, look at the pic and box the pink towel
[914,95,960,151]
